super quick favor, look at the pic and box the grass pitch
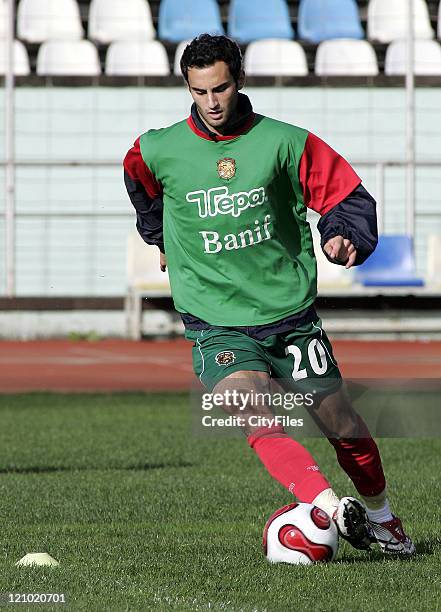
[0,392,439,611]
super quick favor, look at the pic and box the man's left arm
[318,184,377,268]
[298,132,378,268]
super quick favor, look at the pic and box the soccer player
[124,34,414,555]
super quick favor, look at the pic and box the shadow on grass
[0,461,193,474]
[411,538,438,556]
[338,538,435,563]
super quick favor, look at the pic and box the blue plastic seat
[298,0,364,43]
[228,0,294,44]
[158,0,224,43]
[355,235,424,287]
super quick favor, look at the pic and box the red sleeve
[123,136,162,199]
[299,132,361,216]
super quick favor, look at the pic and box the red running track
[0,339,440,393]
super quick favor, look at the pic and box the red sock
[328,415,386,497]
[247,426,331,502]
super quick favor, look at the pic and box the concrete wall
[0,86,440,295]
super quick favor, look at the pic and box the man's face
[187,61,244,134]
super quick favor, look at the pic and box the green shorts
[184,317,342,396]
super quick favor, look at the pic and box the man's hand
[323,236,357,269]
[160,252,167,272]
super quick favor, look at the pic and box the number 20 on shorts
[285,339,328,381]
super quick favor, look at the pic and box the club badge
[215,351,236,366]
[217,158,236,180]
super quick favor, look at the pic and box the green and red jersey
[124,101,363,326]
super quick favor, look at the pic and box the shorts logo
[217,157,236,180]
[215,351,236,366]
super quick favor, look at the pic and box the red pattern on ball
[262,503,298,555]
[278,524,333,562]
[310,506,331,530]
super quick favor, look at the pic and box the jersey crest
[217,157,236,180]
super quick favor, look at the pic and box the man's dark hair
[180,34,243,83]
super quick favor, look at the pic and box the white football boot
[369,515,416,555]
[333,496,375,550]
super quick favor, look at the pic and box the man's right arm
[123,136,165,255]
[297,132,377,267]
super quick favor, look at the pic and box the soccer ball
[263,502,338,564]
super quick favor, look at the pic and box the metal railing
[1,158,441,296]
[353,159,441,233]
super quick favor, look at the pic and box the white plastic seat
[368,0,433,43]
[0,40,30,75]
[125,231,171,339]
[173,39,191,76]
[385,39,441,75]
[427,234,441,285]
[36,40,101,76]
[127,232,170,292]
[106,40,170,76]
[315,39,379,76]
[244,39,308,76]
[88,0,155,44]
[312,228,353,289]
[17,0,83,43]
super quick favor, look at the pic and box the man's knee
[212,370,273,433]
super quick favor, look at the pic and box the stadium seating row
[3,37,441,77]
[4,0,441,46]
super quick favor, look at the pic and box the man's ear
[237,70,245,90]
